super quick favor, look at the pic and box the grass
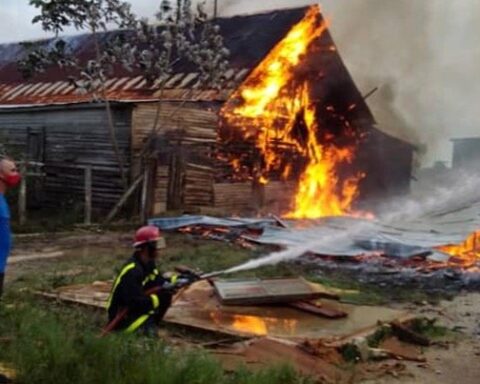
[408,317,457,341]
[1,233,317,384]
[0,299,313,384]
[304,272,448,306]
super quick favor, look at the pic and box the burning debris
[149,208,480,291]
[217,5,411,218]
[220,6,365,218]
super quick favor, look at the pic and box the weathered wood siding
[0,103,131,210]
[213,182,253,212]
[131,102,217,155]
[263,181,297,212]
[184,163,214,209]
[132,102,218,213]
[153,165,169,215]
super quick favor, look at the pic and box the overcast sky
[1,0,479,167]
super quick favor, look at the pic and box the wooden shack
[0,6,414,218]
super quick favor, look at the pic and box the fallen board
[213,277,338,305]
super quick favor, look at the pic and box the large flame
[221,5,365,218]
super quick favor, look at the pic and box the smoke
[211,0,480,167]
[224,170,480,274]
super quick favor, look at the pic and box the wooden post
[84,166,92,225]
[140,164,150,224]
[18,162,27,226]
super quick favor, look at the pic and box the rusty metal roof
[0,70,247,105]
[0,7,309,106]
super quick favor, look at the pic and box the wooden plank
[131,102,218,155]
[288,301,347,319]
[391,321,431,346]
[213,278,336,306]
[140,165,149,224]
[104,174,144,223]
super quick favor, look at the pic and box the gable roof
[0,7,308,106]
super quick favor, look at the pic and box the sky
[1,0,480,167]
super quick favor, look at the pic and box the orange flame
[221,5,366,219]
[437,230,480,268]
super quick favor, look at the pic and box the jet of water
[222,171,480,274]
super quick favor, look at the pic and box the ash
[299,253,480,293]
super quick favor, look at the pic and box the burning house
[0,6,414,217]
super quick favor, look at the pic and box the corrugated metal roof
[0,68,248,105]
[0,7,310,106]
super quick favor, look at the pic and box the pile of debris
[149,210,480,291]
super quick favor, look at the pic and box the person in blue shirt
[0,157,21,298]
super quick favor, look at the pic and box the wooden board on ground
[212,277,339,306]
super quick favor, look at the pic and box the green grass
[2,233,318,384]
[0,298,313,384]
[304,272,448,306]
[408,317,457,341]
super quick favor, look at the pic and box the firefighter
[0,156,21,298]
[106,225,175,334]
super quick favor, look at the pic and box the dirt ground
[370,293,480,384]
[5,231,480,384]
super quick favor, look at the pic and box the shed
[0,6,414,218]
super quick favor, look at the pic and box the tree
[19,0,229,191]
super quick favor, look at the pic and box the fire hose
[100,268,227,337]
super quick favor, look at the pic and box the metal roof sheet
[0,7,309,106]
[0,68,246,105]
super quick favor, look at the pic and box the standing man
[0,156,21,298]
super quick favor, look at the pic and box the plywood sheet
[213,277,334,305]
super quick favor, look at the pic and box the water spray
[219,172,480,275]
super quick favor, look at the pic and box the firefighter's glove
[162,275,196,293]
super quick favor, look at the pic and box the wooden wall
[263,181,297,213]
[132,102,220,214]
[213,182,253,212]
[131,102,314,216]
[357,127,414,208]
[0,103,131,210]
[131,102,217,157]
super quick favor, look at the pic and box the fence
[18,161,96,226]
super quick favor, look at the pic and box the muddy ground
[5,231,480,384]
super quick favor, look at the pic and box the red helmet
[133,225,163,248]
